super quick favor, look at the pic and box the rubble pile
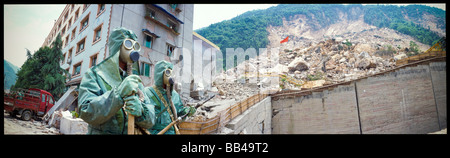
[280,39,398,84]
[211,38,403,98]
[3,110,60,134]
[209,15,432,101]
[192,14,432,120]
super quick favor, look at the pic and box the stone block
[60,111,88,135]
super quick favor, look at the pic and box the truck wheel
[21,110,32,121]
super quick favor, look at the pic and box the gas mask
[120,38,141,63]
[163,68,175,86]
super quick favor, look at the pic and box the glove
[117,75,142,98]
[123,95,143,117]
[183,106,196,117]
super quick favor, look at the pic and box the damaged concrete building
[41,4,219,133]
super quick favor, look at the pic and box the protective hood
[154,60,173,88]
[108,27,138,57]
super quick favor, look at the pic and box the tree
[409,41,419,54]
[14,34,67,100]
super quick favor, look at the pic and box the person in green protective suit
[78,27,155,134]
[144,60,195,135]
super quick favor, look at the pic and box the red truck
[4,88,55,121]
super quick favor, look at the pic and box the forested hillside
[196,4,445,65]
[4,60,20,90]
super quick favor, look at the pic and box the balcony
[144,13,180,36]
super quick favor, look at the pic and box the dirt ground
[428,128,447,134]
[3,110,60,135]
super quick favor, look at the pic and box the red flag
[280,36,289,43]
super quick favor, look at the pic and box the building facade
[191,32,219,97]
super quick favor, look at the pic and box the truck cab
[4,88,55,121]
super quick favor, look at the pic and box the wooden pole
[127,62,135,135]
[157,118,179,135]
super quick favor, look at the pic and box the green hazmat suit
[78,28,155,134]
[144,60,193,134]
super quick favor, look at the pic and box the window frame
[62,52,67,65]
[79,13,90,33]
[74,8,80,22]
[97,4,106,17]
[65,35,70,48]
[72,61,82,77]
[92,23,103,44]
[166,43,175,57]
[76,36,87,55]
[144,34,153,48]
[71,26,77,41]
[167,19,177,33]
[141,62,152,77]
[89,52,99,68]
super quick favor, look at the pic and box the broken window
[146,9,156,19]
[167,19,177,33]
[167,44,175,57]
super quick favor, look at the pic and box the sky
[4,4,66,68]
[3,4,445,68]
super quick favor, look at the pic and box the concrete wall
[357,65,440,134]
[271,62,446,134]
[272,84,360,134]
[220,97,272,134]
[429,62,447,129]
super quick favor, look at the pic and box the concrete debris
[60,110,88,134]
[302,80,326,89]
[394,53,407,61]
[287,57,309,73]
[4,110,61,134]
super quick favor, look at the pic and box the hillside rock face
[267,11,430,51]
[213,10,437,97]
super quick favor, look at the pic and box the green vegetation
[365,5,444,46]
[343,39,352,47]
[196,4,445,70]
[407,41,420,56]
[13,34,67,100]
[4,60,20,90]
[307,71,323,81]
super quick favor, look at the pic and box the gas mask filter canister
[163,68,174,86]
